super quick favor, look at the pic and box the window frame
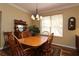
[40,14,63,37]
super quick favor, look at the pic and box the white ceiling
[10,3,79,14]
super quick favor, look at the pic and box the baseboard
[52,43,76,49]
[0,46,7,50]
[0,47,3,50]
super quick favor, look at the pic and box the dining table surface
[18,35,48,47]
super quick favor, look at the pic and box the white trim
[0,47,3,50]
[8,3,31,14]
[0,46,8,50]
[52,43,76,49]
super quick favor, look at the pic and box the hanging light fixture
[31,4,42,20]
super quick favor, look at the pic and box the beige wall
[34,6,79,48]
[0,4,32,48]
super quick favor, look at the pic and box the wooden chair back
[21,29,32,38]
[41,31,54,44]
[4,32,11,48]
[5,32,18,55]
[4,32,24,56]
[41,31,50,36]
[12,32,34,56]
[40,33,54,56]
[48,33,54,44]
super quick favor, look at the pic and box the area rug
[52,47,61,56]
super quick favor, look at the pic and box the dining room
[0,3,79,56]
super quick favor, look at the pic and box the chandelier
[31,4,42,20]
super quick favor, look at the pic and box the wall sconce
[68,17,76,30]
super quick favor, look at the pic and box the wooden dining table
[18,35,48,47]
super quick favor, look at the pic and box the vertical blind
[40,14,63,37]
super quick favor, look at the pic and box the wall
[0,4,32,48]
[34,6,79,48]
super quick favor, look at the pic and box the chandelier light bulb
[31,15,35,20]
[36,14,39,19]
[40,16,43,19]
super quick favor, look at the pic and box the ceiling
[10,3,79,14]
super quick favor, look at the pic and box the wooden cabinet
[14,20,27,39]
[75,35,79,55]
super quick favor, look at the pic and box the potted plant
[28,25,40,36]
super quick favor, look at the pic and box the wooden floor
[0,44,77,56]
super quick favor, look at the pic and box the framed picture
[68,17,76,30]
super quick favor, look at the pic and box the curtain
[40,14,63,37]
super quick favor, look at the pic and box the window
[40,14,63,37]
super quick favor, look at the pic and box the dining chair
[48,33,54,44]
[4,32,34,56]
[21,29,32,38]
[13,33,34,56]
[41,31,50,36]
[4,32,13,55]
[41,33,54,56]
[4,32,10,48]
